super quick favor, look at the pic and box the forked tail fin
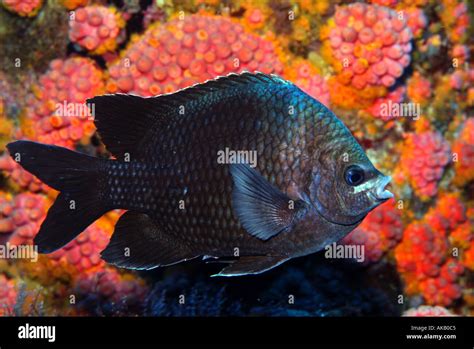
[7,140,109,253]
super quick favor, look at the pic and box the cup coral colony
[0,0,473,319]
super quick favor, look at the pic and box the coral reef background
[0,0,473,317]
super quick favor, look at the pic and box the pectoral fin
[230,163,308,240]
[212,255,289,277]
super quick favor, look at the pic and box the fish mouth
[371,175,394,202]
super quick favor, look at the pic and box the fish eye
[344,165,365,186]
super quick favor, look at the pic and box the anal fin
[212,255,289,277]
[101,211,196,270]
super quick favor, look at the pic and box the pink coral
[449,68,474,91]
[326,3,412,89]
[284,60,330,107]
[418,260,464,306]
[399,131,450,198]
[243,6,267,30]
[0,193,49,246]
[49,223,110,273]
[1,0,42,17]
[69,5,125,55]
[106,14,284,96]
[452,118,474,186]
[75,267,148,305]
[425,194,467,234]
[0,58,104,193]
[451,44,470,66]
[395,194,468,306]
[396,223,447,277]
[404,7,427,38]
[342,199,403,263]
[0,155,48,192]
[24,57,104,148]
[395,223,463,306]
[365,85,405,120]
[403,305,455,317]
[464,242,474,271]
[407,72,431,105]
[440,1,470,44]
[0,274,17,316]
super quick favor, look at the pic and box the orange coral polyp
[69,5,125,55]
[106,14,284,97]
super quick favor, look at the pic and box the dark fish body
[7,73,393,276]
[102,76,353,257]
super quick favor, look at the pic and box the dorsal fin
[87,94,166,160]
[87,72,290,159]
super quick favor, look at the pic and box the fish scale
[7,72,393,276]
[102,79,323,256]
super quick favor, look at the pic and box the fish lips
[370,175,394,202]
